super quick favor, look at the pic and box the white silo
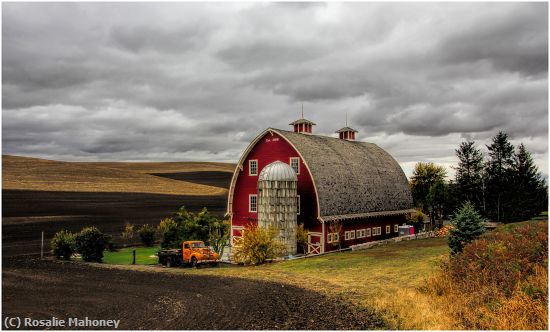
[257,160,298,255]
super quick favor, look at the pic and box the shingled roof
[272,129,414,221]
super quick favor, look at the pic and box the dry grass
[82,161,235,173]
[2,155,227,196]
[103,222,548,329]
[104,237,453,329]
[425,220,548,330]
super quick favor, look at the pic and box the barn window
[249,194,257,212]
[386,225,391,234]
[357,229,366,238]
[394,224,398,232]
[328,232,339,243]
[249,160,258,176]
[345,230,356,241]
[366,228,371,237]
[373,227,381,236]
[290,157,300,175]
[296,195,300,215]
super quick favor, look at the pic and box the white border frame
[290,157,300,175]
[248,159,258,176]
[248,194,257,212]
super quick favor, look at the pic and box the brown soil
[2,190,227,257]
[2,258,385,330]
[151,171,233,188]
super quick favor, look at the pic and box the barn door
[307,233,321,255]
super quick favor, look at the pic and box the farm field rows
[2,155,234,258]
[2,257,384,330]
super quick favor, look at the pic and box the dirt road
[2,258,385,330]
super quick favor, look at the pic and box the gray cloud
[2,2,547,176]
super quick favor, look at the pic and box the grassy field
[82,161,235,173]
[2,155,230,196]
[106,237,451,329]
[103,247,159,265]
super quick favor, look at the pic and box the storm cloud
[2,2,548,177]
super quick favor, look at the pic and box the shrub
[427,220,548,329]
[448,202,485,254]
[232,224,286,265]
[158,218,179,248]
[406,210,427,233]
[103,234,115,252]
[120,223,135,247]
[209,219,230,257]
[51,230,76,260]
[75,227,106,262]
[296,223,309,253]
[138,224,156,247]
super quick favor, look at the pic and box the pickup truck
[158,241,219,268]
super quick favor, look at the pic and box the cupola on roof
[258,160,298,182]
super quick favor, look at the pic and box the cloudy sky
[2,2,548,178]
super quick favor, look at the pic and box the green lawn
[103,246,159,265]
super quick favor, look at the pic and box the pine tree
[509,144,548,221]
[453,140,484,213]
[448,202,486,254]
[485,131,515,222]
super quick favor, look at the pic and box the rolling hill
[2,155,235,196]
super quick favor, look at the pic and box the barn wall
[323,215,408,252]
[231,132,320,236]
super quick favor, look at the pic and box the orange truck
[158,241,219,268]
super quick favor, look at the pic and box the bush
[138,224,156,247]
[158,218,179,248]
[209,219,230,257]
[232,224,286,265]
[75,227,106,262]
[406,210,427,233]
[51,230,76,260]
[427,220,548,329]
[104,234,115,252]
[448,202,485,254]
[120,223,135,247]
[296,223,309,253]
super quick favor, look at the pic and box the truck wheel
[191,257,197,268]
[166,258,172,268]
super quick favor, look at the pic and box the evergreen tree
[453,140,484,212]
[509,144,548,221]
[448,202,486,254]
[485,131,515,222]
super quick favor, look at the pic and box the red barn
[227,117,414,255]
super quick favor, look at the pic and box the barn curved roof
[272,129,414,221]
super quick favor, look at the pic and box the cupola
[289,108,315,134]
[289,118,315,134]
[336,126,358,141]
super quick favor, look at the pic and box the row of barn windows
[328,224,399,243]
[249,194,300,214]
[248,158,300,176]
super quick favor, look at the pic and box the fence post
[132,250,136,265]
[41,231,44,259]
